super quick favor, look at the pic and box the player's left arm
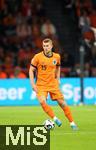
[56,54,61,82]
[56,65,60,81]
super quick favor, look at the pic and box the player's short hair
[43,38,52,44]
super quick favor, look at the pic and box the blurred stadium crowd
[0,0,96,78]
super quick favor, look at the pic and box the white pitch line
[51,131,96,135]
[54,109,96,112]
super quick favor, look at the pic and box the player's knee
[38,96,46,103]
[40,101,46,111]
[40,101,50,112]
[40,100,45,104]
[58,99,67,107]
[61,102,66,107]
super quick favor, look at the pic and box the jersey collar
[43,51,53,58]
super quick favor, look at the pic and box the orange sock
[41,101,55,119]
[61,106,73,122]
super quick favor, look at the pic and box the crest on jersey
[53,59,57,65]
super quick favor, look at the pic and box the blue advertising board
[83,78,96,104]
[0,78,96,106]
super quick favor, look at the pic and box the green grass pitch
[0,105,96,150]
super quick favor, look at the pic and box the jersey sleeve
[31,55,38,68]
[56,54,61,66]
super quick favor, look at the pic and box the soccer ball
[43,119,55,130]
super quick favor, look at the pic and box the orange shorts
[36,88,64,101]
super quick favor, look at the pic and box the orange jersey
[31,51,60,89]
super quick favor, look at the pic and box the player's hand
[58,79,60,84]
[32,84,38,93]
[56,78,60,84]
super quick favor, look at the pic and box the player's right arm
[29,55,38,93]
[29,65,38,93]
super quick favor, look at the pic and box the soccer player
[29,38,78,130]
